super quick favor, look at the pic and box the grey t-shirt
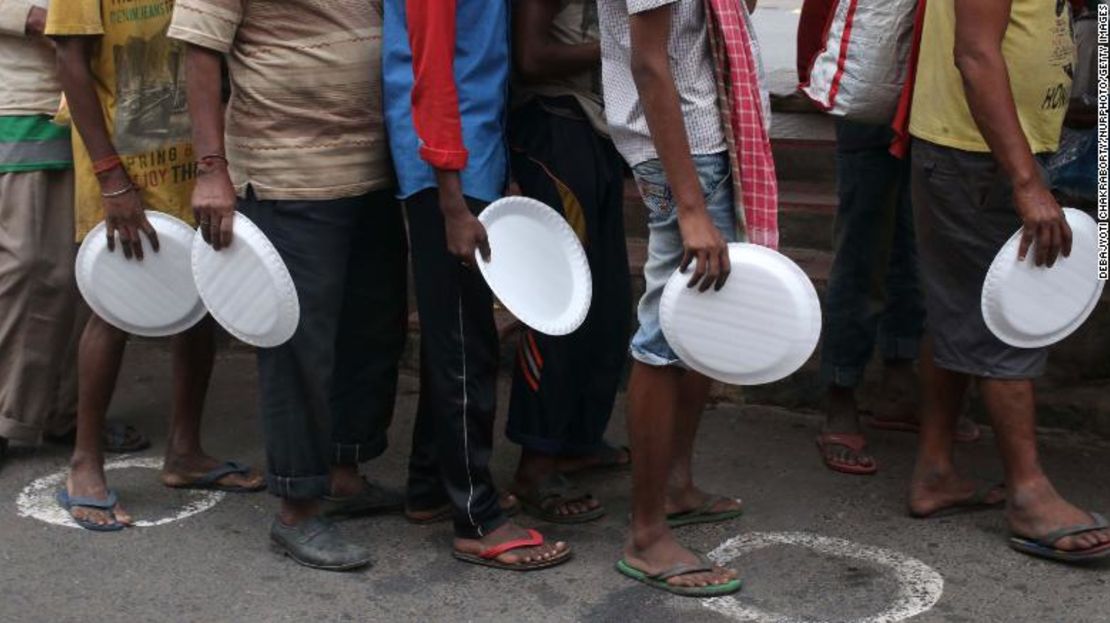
[598,0,726,167]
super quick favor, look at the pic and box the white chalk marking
[17,456,225,528]
[701,531,944,623]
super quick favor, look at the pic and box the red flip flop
[816,433,878,475]
[453,528,572,571]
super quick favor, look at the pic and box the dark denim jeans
[239,189,407,500]
[819,120,925,388]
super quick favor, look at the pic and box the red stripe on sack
[825,0,860,112]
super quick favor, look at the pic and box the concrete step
[623,177,838,252]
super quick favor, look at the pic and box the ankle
[278,500,321,526]
[629,521,671,551]
[69,452,104,473]
[515,451,556,483]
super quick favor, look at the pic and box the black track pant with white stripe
[404,189,506,539]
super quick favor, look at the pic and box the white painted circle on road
[703,531,944,623]
[17,456,225,528]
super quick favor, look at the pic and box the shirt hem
[233,179,393,202]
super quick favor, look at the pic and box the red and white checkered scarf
[704,0,779,249]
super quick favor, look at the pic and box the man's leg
[907,341,995,516]
[245,194,371,569]
[818,120,896,473]
[405,189,567,566]
[0,169,78,447]
[982,379,1110,552]
[664,371,743,516]
[505,99,619,518]
[65,314,131,527]
[327,191,407,504]
[625,363,736,588]
[159,316,263,490]
[622,153,739,589]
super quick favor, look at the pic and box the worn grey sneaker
[270,516,372,571]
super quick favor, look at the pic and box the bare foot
[1007,478,1110,552]
[454,522,569,567]
[66,458,132,528]
[514,453,602,519]
[624,530,737,589]
[821,387,875,471]
[161,453,264,490]
[908,466,1004,517]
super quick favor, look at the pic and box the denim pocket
[633,160,674,221]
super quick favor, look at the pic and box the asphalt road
[1,342,1108,623]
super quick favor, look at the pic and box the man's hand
[678,206,731,292]
[441,188,490,266]
[99,168,158,261]
[1014,178,1072,267]
[436,170,490,266]
[192,162,236,250]
[25,6,46,37]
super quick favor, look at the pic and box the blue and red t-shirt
[383,0,510,203]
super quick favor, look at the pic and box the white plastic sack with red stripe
[802,0,918,124]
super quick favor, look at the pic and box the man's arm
[184,44,235,250]
[630,5,729,291]
[513,0,599,83]
[407,0,489,264]
[53,35,157,259]
[953,0,1071,267]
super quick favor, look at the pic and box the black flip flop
[1010,511,1110,562]
[165,460,265,493]
[515,474,605,524]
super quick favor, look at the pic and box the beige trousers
[0,169,81,443]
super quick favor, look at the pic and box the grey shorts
[910,139,1048,379]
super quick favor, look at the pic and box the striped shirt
[598,0,725,167]
[168,0,392,200]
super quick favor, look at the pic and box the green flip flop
[616,558,742,597]
[667,495,744,528]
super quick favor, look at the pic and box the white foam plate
[981,207,1105,348]
[476,196,592,336]
[191,212,299,348]
[660,243,822,385]
[75,212,206,337]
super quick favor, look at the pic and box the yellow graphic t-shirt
[46,0,195,240]
[909,0,1074,154]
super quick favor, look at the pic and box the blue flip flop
[165,460,265,493]
[56,489,126,532]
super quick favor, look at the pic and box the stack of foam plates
[981,207,1105,348]
[660,243,822,385]
[191,212,299,348]
[476,196,592,336]
[75,212,206,337]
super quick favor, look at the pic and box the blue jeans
[820,120,924,388]
[630,152,739,367]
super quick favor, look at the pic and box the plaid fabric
[703,0,779,249]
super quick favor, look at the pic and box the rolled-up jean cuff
[266,473,330,500]
[331,437,387,466]
[881,337,921,362]
[821,363,865,389]
[630,346,683,368]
